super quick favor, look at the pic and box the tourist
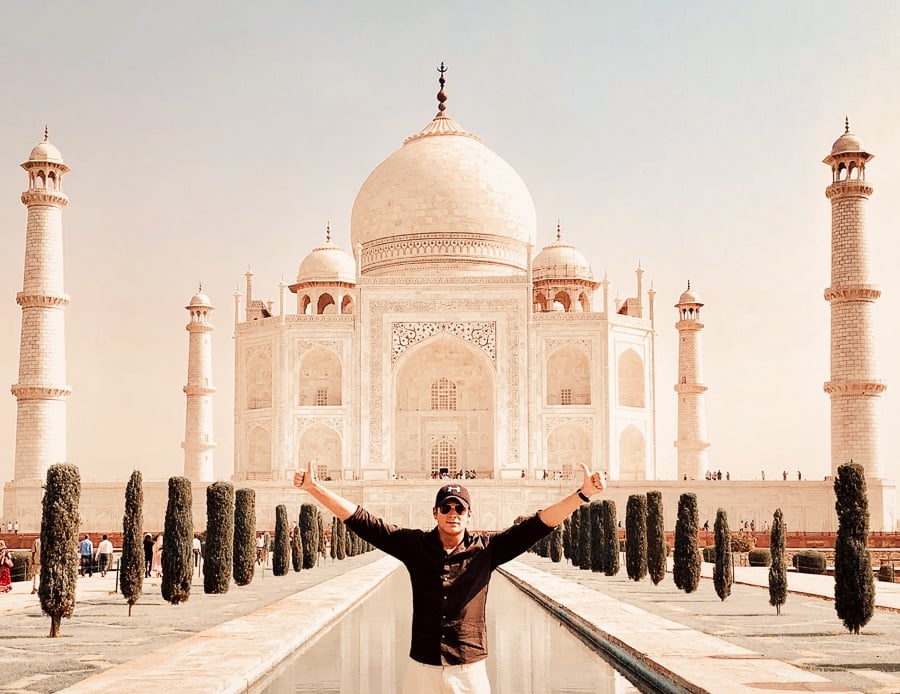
[30,536,40,594]
[192,535,202,572]
[143,533,154,578]
[797,470,802,480]
[79,534,94,578]
[5,520,10,533]
[783,470,788,481]
[256,533,266,565]
[13,520,18,535]
[294,459,606,693]
[97,534,114,577]
[150,535,163,578]
[0,539,13,593]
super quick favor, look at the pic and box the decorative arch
[299,295,312,315]
[546,346,591,406]
[430,437,458,477]
[246,426,271,474]
[298,348,342,406]
[534,292,548,312]
[247,352,272,409]
[547,423,591,479]
[552,291,570,312]
[393,334,494,479]
[431,378,457,410]
[578,292,591,312]
[297,424,341,479]
[618,348,645,408]
[317,293,335,314]
[619,425,646,480]
[340,295,353,314]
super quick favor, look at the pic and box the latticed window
[430,378,457,410]
[560,388,573,405]
[430,439,458,476]
[316,464,328,479]
[315,388,328,406]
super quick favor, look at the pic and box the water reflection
[264,568,639,693]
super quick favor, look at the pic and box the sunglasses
[438,503,467,515]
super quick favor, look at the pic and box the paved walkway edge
[500,560,859,694]
[57,556,402,694]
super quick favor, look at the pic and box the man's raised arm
[538,463,606,528]
[293,461,357,521]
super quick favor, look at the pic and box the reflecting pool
[262,568,642,693]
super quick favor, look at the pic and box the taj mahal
[2,71,896,533]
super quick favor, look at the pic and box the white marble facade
[233,99,657,486]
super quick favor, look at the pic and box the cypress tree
[120,470,144,616]
[233,488,256,586]
[646,490,666,585]
[272,505,290,576]
[300,503,319,569]
[549,524,563,562]
[834,462,875,634]
[625,494,648,581]
[713,508,732,601]
[204,481,234,594]
[39,463,81,638]
[343,518,353,558]
[335,520,346,560]
[602,500,620,576]
[768,508,787,615]
[291,521,303,572]
[562,516,572,562]
[316,510,326,564]
[673,493,701,593]
[589,501,604,572]
[330,516,338,560]
[161,476,193,605]
[577,505,591,570]
[569,507,581,566]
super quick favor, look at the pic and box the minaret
[182,286,216,482]
[674,282,709,480]
[11,129,72,481]
[823,119,885,478]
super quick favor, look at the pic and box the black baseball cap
[434,483,471,509]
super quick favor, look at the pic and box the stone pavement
[510,553,900,694]
[1,550,898,693]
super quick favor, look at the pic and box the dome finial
[844,116,850,134]
[556,219,561,241]
[43,125,49,142]
[687,279,691,291]
[198,282,202,292]
[436,61,448,114]
[326,221,331,243]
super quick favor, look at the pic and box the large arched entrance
[393,334,495,479]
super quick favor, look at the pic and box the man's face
[433,500,471,534]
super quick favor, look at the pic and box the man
[256,533,266,565]
[294,461,606,694]
[192,535,202,574]
[97,534,114,577]
[79,534,94,578]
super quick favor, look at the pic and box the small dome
[28,140,64,164]
[678,282,700,305]
[296,239,356,284]
[831,131,865,156]
[189,291,212,307]
[532,228,593,282]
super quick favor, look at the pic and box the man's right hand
[293,460,316,492]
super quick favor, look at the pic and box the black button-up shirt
[345,507,552,666]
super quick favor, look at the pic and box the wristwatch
[576,489,591,503]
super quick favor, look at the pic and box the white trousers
[402,658,491,694]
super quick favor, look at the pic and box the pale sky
[1,2,899,500]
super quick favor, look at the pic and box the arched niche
[619,425,646,480]
[317,293,335,314]
[617,348,645,408]
[247,352,272,409]
[298,348,342,406]
[340,295,354,314]
[547,422,592,480]
[246,426,272,474]
[297,424,341,480]
[393,334,495,480]
[546,346,591,406]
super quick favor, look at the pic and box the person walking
[0,539,13,593]
[97,534,114,578]
[79,534,94,578]
[30,537,41,594]
[294,459,606,694]
[143,533,154,578]
[150,535,163,578]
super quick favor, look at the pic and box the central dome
[350,111,537,276]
